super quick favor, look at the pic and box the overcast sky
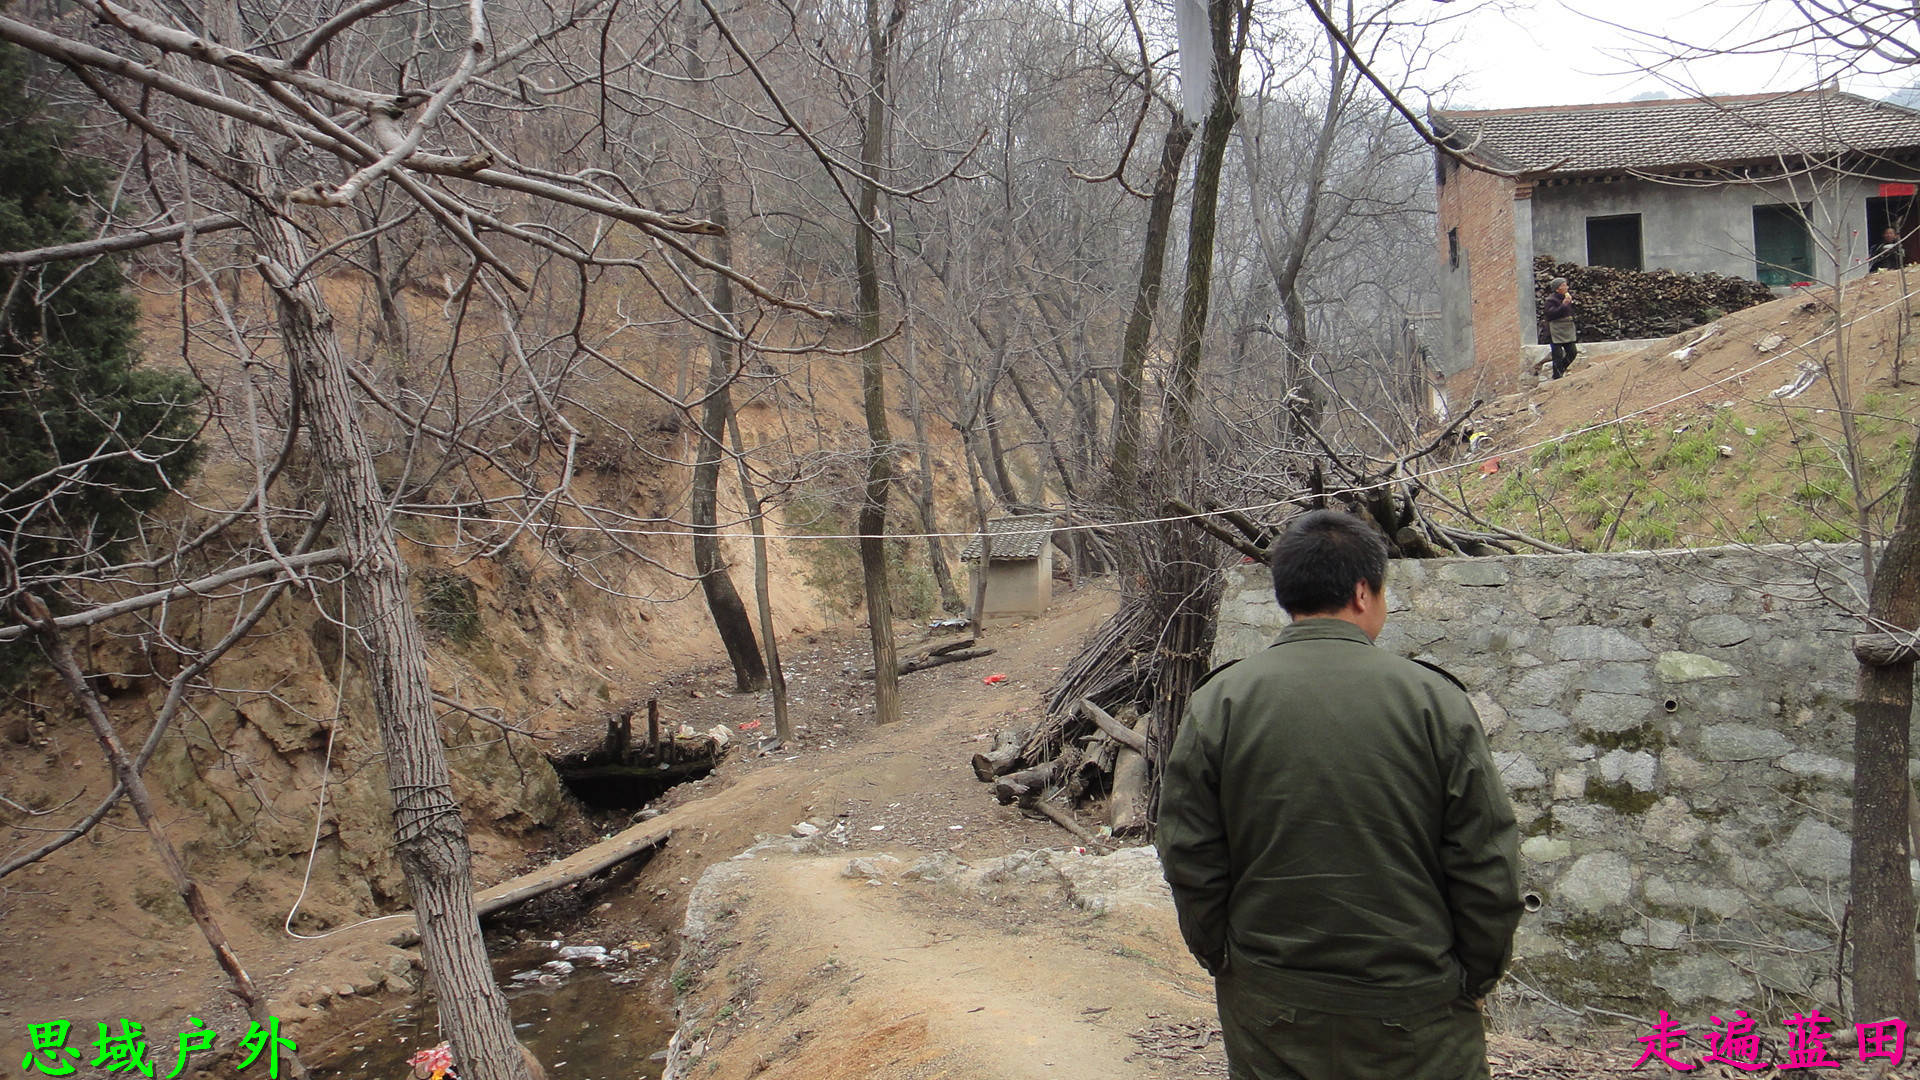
[1426,0,1914,110]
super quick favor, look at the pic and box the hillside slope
[1440,272,1920,551]
[0,269,990,1061]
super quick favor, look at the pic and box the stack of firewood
[1533,256,1775,342]
[971,698,1152,845]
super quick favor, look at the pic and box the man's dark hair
[1269,509,1388,616]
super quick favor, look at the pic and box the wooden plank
[475,821,673,916]
[388,819,673,946]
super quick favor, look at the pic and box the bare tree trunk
[1005,367,1079,503]
[1110,120,1194,505]
[727,416,789,743]
[1850,431,1920,1022]
[691,186,769,692]
[1147,0,1247,811]
[256,215,535,1080]
[1162,3,1245,452]
[856,0,904,725]
[1272,39,1347,424]
[966,422,1013,506]
[683,6,768,692]
[983,391,1022,506]
[964,438,993,635]
[901,300,962,610]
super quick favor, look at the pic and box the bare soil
[0,581,1118,1076]
[1442,271,1920,549]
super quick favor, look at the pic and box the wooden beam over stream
[389,818,673,947]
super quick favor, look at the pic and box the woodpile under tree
[971,408,1576,842]
[1532,256,1776,343]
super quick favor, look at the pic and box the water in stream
[311,941,674,1080]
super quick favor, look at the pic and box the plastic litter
[983,673,1007,685]
[1770,360,1820,399]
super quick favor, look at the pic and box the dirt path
[281,580,1141,1075]
[6,574,1663,1080]
[666,852,1221,1080]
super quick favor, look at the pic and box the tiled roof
[1432,89,1920,176]
[959,515,1052,561]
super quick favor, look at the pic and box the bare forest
[0,0,1466,1073]
[17,0,1920,1075]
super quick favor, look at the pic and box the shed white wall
[970,548,1052,622]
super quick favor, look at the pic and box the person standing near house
[1156,509,1523,1080]
[1872,226,1906,272]
[1542,277,1577,379]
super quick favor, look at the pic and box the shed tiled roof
[959,515,1052,561]
[1432,89,1920,176]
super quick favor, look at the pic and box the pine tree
[0,43,203,670]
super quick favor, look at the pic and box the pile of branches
[1533,256,1775,342]
[970,407,1584,841]
[968,512,1230,841]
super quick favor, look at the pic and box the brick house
[1431,89,1920,400]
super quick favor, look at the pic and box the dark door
[1753,203,1813,286]
[1867,193,1916,265]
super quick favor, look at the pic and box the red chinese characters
[1630,1012,1907,1070]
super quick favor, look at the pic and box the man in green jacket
[1156,509,1522,1080]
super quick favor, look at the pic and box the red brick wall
[1437,160,1525,400]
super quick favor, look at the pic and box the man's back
[1156,618,1521,1017]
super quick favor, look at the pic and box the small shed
[960,515,1053,623]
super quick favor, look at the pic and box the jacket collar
[1273,617,1376,647]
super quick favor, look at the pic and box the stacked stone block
[1214,544,1876,1031]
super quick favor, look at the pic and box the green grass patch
[1464,404,1909,550]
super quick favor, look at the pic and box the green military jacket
[1155,617,1522,1016]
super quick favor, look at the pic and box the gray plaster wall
[1214,543,1889,1027]
[1531,172,1920,287]
[1438,244,1476,377]
[1513,195,1537,356]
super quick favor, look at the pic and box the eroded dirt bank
[0,581,1119,1076]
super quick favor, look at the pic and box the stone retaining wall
[1213,543,1883,1029]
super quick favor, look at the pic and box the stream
[310,940,675,1080]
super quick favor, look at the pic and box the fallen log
[993,757,1064,806]
[1110,744,1150,836]
[1030,800,1111,852]
[972,727,1027,782]
[391,820,673,946]
[1078,698,1148,754]
[901,647,995,674]
[473,826,671,917]
[866,646,997,678]
[1068,730,1122,802]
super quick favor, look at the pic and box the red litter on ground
[983,673,1007,685]
[737,720,761,731]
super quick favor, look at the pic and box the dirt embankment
[0,575,1124,1076]
[1443,271,1920,550]
[0,269,989,1062]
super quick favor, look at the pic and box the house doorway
[1753,203,1814,286]
[1867,191,1917,266]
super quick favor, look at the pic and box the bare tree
[0,0,847,1074]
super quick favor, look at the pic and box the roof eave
[1526,144,1920,182]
